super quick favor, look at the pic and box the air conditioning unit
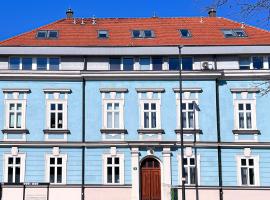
[201,61,214,70]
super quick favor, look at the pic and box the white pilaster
[131,148,140,200]
[162,147,172,200]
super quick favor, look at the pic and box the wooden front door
[140,158,161,200]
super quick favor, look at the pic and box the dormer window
[98,30,109,39]
[222,29,247,38]
[180,29,191,38]
[36,30,59,39]
[132,30,155,38]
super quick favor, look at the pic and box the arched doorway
[140,157,161,200]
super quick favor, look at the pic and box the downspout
[214,55,223,200]
[81,56,87,200]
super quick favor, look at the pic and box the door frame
[139,156,164,200]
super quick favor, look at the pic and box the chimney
[66,8,74,19]
[208,8,216,17]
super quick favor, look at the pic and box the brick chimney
[66,8,74,19]
[208,8,217,17]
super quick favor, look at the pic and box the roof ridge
[0,18,66,45]
[219,17,270,33]
[74,16,210,20]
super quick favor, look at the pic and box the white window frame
[102,154,124,185]
[233,99,256,130]
[176,99,199,130]
[236,155,260,186]
[102,99,124,129]
[4,153,26,183]
[4,99,26,130]
[139,99,161,129]
[45,154,67,184]
[46,99,68,130]
[178,154,200,186]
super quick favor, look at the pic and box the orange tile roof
[0,17,270,47]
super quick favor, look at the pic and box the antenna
[81,18,85,25]
[153,12,157,18]
[92,15,96,25]
[73,18,76,24]
[241,22,245,29]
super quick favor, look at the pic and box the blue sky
[0,0,269,41]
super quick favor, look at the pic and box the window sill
[137,129,164,134]
[2,129,29,134]
[232,130,260,135]
[175,129,202,134]
[100,129,127,134]
[43,129,70,134]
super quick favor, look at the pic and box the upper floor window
[5,100,26,130]
[103,154,124,184]
[180,29,191,38]
[182,57,193,71]
[9,57,60,71]
[169,57,193,71]
[98,30,109,39]
[109,57,121,70]
[36,30,59,39]
[169,57,180,70]
[239,57,250,70]
[152,57,163,71]
[4,154,25,184]
[123,58,134,71]
[181,101,196,129]
[140,100,161,129]
[234,100,256,130]
[132,30,155,38]
[183,157,196,185]
[46,100,67,130]
[103,101,124,129]
[222,29,247,38]
[140,57,151,70]
[46,154,67,184]
[252,56,264,69]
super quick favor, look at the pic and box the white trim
[45,153,67,184]
[43,89,71,93]
[139,99,161,129]
[102,153,124,185]
[102,99,124,129]
[3,153,26,183]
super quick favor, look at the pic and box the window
[237,156,259,186]
[180,29,191,38]
[109,58,121,70]
[132,30,154,38]
[239,57,250,70]
[104,101,124,129]
[182,57,193,70]
[4,154,25,183]
[103,154,124,184]
[183,157,196,185]
[222,29,247,38]
[47,101,67,130]
[152,57,163,71]
[252,56,264,69]
[142,102,158,129]
[37,57,48,70]
[5,101,26,129]
[49,58,60,71]
[181,102,195,129]
[169,57,180,70]
[237,102,253,129]
[9,57,20,70]
[36,30,59,39]
[46,155,67,184]
[98,30,109,38]
[123,58,134,71]
[140,57,151,70]
[22,58,32,70]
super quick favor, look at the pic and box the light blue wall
[85,80,217,142]
[0,81,82,141]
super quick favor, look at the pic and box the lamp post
[178,45,186,200]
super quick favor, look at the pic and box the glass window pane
[114,103,119,110]
[151,103,156,110]
[16,113,22,128]
[234,30,246,37]
[246,104,251,110]
[114,157,119,164]
[98,30,108,38]
[169,57,180,71]
[223,30,234,38]
[132,30,141,38]
[239,113,244,129]
[180,29,191,38]
[190,167,196,184]
[253,56,263,69]
[115,167,120,183]
[246,112,252,129]
[9,113,15,128]
[8,167,13,183]
[50,158,55,164]
[50,167,55,183]
[107,103,113,110]
[249,168,254,185]
[140,57,150,70]
[17,104,22,111]
[51,113,56,128]
[181,103,186,110]
[114,112,119,128]
[123,58,134,71]
[107,158,112,165]
[57,158,62,164]
[107,167,112,183]
[48,31,58,39]
[15,157,20,164]
[8,157,13,164]
[58,104,63,110]
[57,167,62,183]
[152,57,163,71]
[15,167,20,183]
[37,31,47,38]
[49,58,60,71]
[188,103,194,110]
[144,103,149,110]
[10,104,15,111]
[9,57,20,70]
[144,112,149,128]
[107,112,112,128]
[182,57,193,70]
[190,158,195,165]
[37,57,47,70]
[241,167,248,185]
[109,58,121,70]
[22,58,32,70]
[144,30,153,38]
[58,113,63,128]
[151,112,156,128]
[241,159,246,166]
[238,104,244,110]
[51,104,56,111]
[239,57,250,70]
[183,158,187,165]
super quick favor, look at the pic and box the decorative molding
[2,129,29,134]
[230,88,260,93]
[232,130,260,135]
[100,129,127,134]
[173,88,203,93]
[137,129,164,134]
[2,88,31,93]
[136,88,165,93]
[43,129,70,134]
[175,129,202,134]
[99,88,128,93]
[43,89,72,93]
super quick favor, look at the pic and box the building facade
[0,9,270,200]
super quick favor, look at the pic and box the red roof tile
[0,17,270,46]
